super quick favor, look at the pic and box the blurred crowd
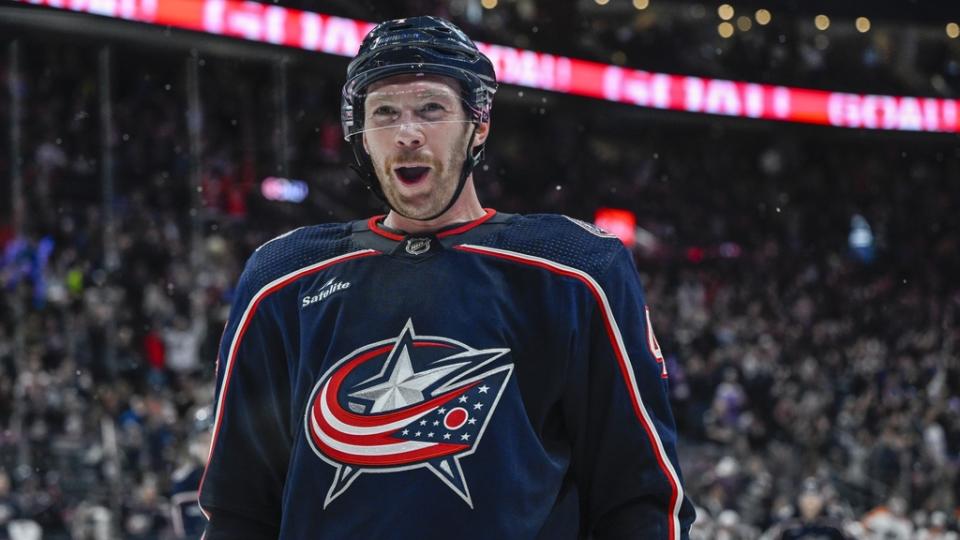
[635,133,960,539]
[1,17,960,540]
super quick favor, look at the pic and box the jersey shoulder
[240,222,357,295]
[472,213,626,279]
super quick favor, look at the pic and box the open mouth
[394,166,431,184]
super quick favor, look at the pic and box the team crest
[304,319,513,508]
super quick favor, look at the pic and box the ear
[362,131,370,154]
[472,120,490,148]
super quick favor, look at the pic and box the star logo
[305,319,513,508]
[348,339,469,412]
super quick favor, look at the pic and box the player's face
[362,74,487,219]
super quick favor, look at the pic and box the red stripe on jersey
[198,249,380,520]
[437,209,497,238]
[453,244,682,540]
[367,209,497,241]
[307,423,470,467]
[367,215,405,241]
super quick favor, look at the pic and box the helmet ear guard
[341,16,497,221]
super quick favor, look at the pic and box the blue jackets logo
[304,319,513,508]
[302,278,350,308]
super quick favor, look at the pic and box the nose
[394,114,424,149]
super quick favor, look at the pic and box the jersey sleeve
[197,254,292,537]
[568,244,695,540]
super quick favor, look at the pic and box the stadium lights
[718,21,734,38]
[261,177,309,203]
[755,9,771,25]
[815,14,830,31]
[594,208,637,247]
[736,15,752,32]
[17,0,960,134]
[718,4,734,21]
[480,0,497,8]
[855,17,870,33]
[633,0,650,10]
[948,23,960,39]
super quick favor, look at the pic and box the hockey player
[199,15,694,539]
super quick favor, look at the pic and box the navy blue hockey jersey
[198,210,695,539]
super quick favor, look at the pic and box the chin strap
[351,124,481,223]
[417,125,478,222]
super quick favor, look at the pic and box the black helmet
[342,16,497,139]
[341,16,498,221]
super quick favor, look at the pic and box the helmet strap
[350,140,388,204]
[416,124,478,222]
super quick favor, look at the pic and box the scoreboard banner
[12,0,960,133]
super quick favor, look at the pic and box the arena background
[1,1,959,538]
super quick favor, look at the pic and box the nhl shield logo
[304,319,513,508]
[405,237,431,255]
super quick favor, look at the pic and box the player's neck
[383,178,486,235]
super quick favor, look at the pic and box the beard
[373,127,472,220]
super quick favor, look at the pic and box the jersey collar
[367,208,498,241]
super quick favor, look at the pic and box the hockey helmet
[341,16,498,220]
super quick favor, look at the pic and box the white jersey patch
[563,216,618,239]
